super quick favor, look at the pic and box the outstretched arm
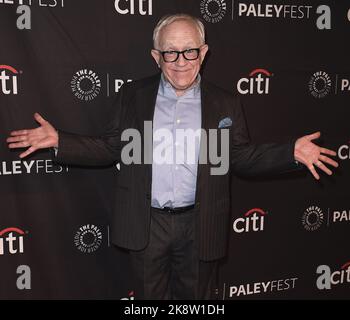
[230,98,338,180]
[7,113,58,158]
[6,112,121,166]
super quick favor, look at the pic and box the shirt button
[175,142,179,146]
[176,119,181,124]
[175,166,179,170]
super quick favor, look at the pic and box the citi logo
[0,227,25,255]
[114,0,152,15]
[316,262,350,290]
[0,65,20,95]
[233,208,266,233]
[338,142,350,160]
[237,69,272,95]
[120,290,135,300]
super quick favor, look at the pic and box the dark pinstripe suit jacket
[55,73,299,261]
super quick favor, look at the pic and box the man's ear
[199,44,209,64]
[151,49,161,68]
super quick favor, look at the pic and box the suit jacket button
[146,194,151,200]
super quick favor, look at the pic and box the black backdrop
[0,0,349,299]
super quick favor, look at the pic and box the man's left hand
[294,131,339,180]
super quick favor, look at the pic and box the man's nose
[175,53,187,66]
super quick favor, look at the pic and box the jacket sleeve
[53,89,124,167]
[230,97,302,177]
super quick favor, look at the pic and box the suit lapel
[195,79,217,202]
[136,73,161,124]
[134,73,161,192]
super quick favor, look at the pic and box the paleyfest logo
[228,277,298,298]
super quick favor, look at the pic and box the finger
[307,131,321,141]
[19,146,37,159]
[315,161,332,175]
[9,129,29,136]
[319,155,339,168]
[34,112,47,125]
[308,164,320,180]
[320,147,337,156]
[7,135,27,143]
[8,141,31,149]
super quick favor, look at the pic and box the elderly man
[7,14,338,300]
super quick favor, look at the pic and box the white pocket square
[218,117,232,128]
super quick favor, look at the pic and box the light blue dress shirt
[151,74,202,209]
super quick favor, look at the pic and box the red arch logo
[0,65,18,74]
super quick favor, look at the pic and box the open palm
[7,113,58,158]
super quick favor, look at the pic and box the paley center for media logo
[237,68,272,95]
[233,208,266,234]
[200,0,227,23]
[308,71,350,98]
[316,261,350,290]
[71,69,101,101]
[0,65,21,95]
[70,68,132,100]
[202,1,332,30]
[221,276,298,299]
[74,224,103,254]
[0,227,26,255]
[302,205,350,231]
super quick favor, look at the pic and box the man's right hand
[7,113,58,158]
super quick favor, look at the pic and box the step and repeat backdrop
[0,0,349,299]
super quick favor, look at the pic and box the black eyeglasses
[156,48,201,63]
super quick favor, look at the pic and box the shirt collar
[160,73,201,98]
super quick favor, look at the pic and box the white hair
[153,14,206,49]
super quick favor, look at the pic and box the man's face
[151,20,208,95]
